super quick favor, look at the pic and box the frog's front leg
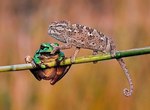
[25,56,38,69]
[33,55,47,69]
[25,56,44,81]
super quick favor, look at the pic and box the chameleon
[48,21,133,96]
[25,42,71,85]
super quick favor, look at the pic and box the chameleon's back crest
[48,21,70,43]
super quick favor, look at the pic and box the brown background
[0,0,150,110]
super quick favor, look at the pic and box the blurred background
[0,0,150,110]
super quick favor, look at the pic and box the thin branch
[0,46,150,72]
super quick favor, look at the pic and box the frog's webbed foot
[25,56,32,63]
[55,54,65,65]
[25,56,43,81]
[58,65,71,80]
[25,56,36,67]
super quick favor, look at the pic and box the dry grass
[0,0,150,110]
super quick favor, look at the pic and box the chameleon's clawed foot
[51,46,60,54]
[92,51,98,64]
[110,50,116,58]
[70,56,76,63]
[70,47,80,63]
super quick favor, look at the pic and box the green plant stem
[0,46,150,72]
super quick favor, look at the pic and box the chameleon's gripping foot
[92,51,98,64]
[70,56,75,63]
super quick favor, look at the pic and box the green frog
[25,42,71,85]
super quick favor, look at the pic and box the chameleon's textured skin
[25,42,71,85]
[48,21,133,96]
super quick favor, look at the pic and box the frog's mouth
[41,52,58,57]
[39,52,59,62]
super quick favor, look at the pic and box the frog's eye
[40,45,45,50]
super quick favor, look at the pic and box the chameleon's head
[48,21,70,43]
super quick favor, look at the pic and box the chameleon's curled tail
[117,58,133,97]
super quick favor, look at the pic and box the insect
[48,21,133,96]
[25,42,71,85]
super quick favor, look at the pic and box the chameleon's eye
[49,25,54,28]
[89,42,96,46]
